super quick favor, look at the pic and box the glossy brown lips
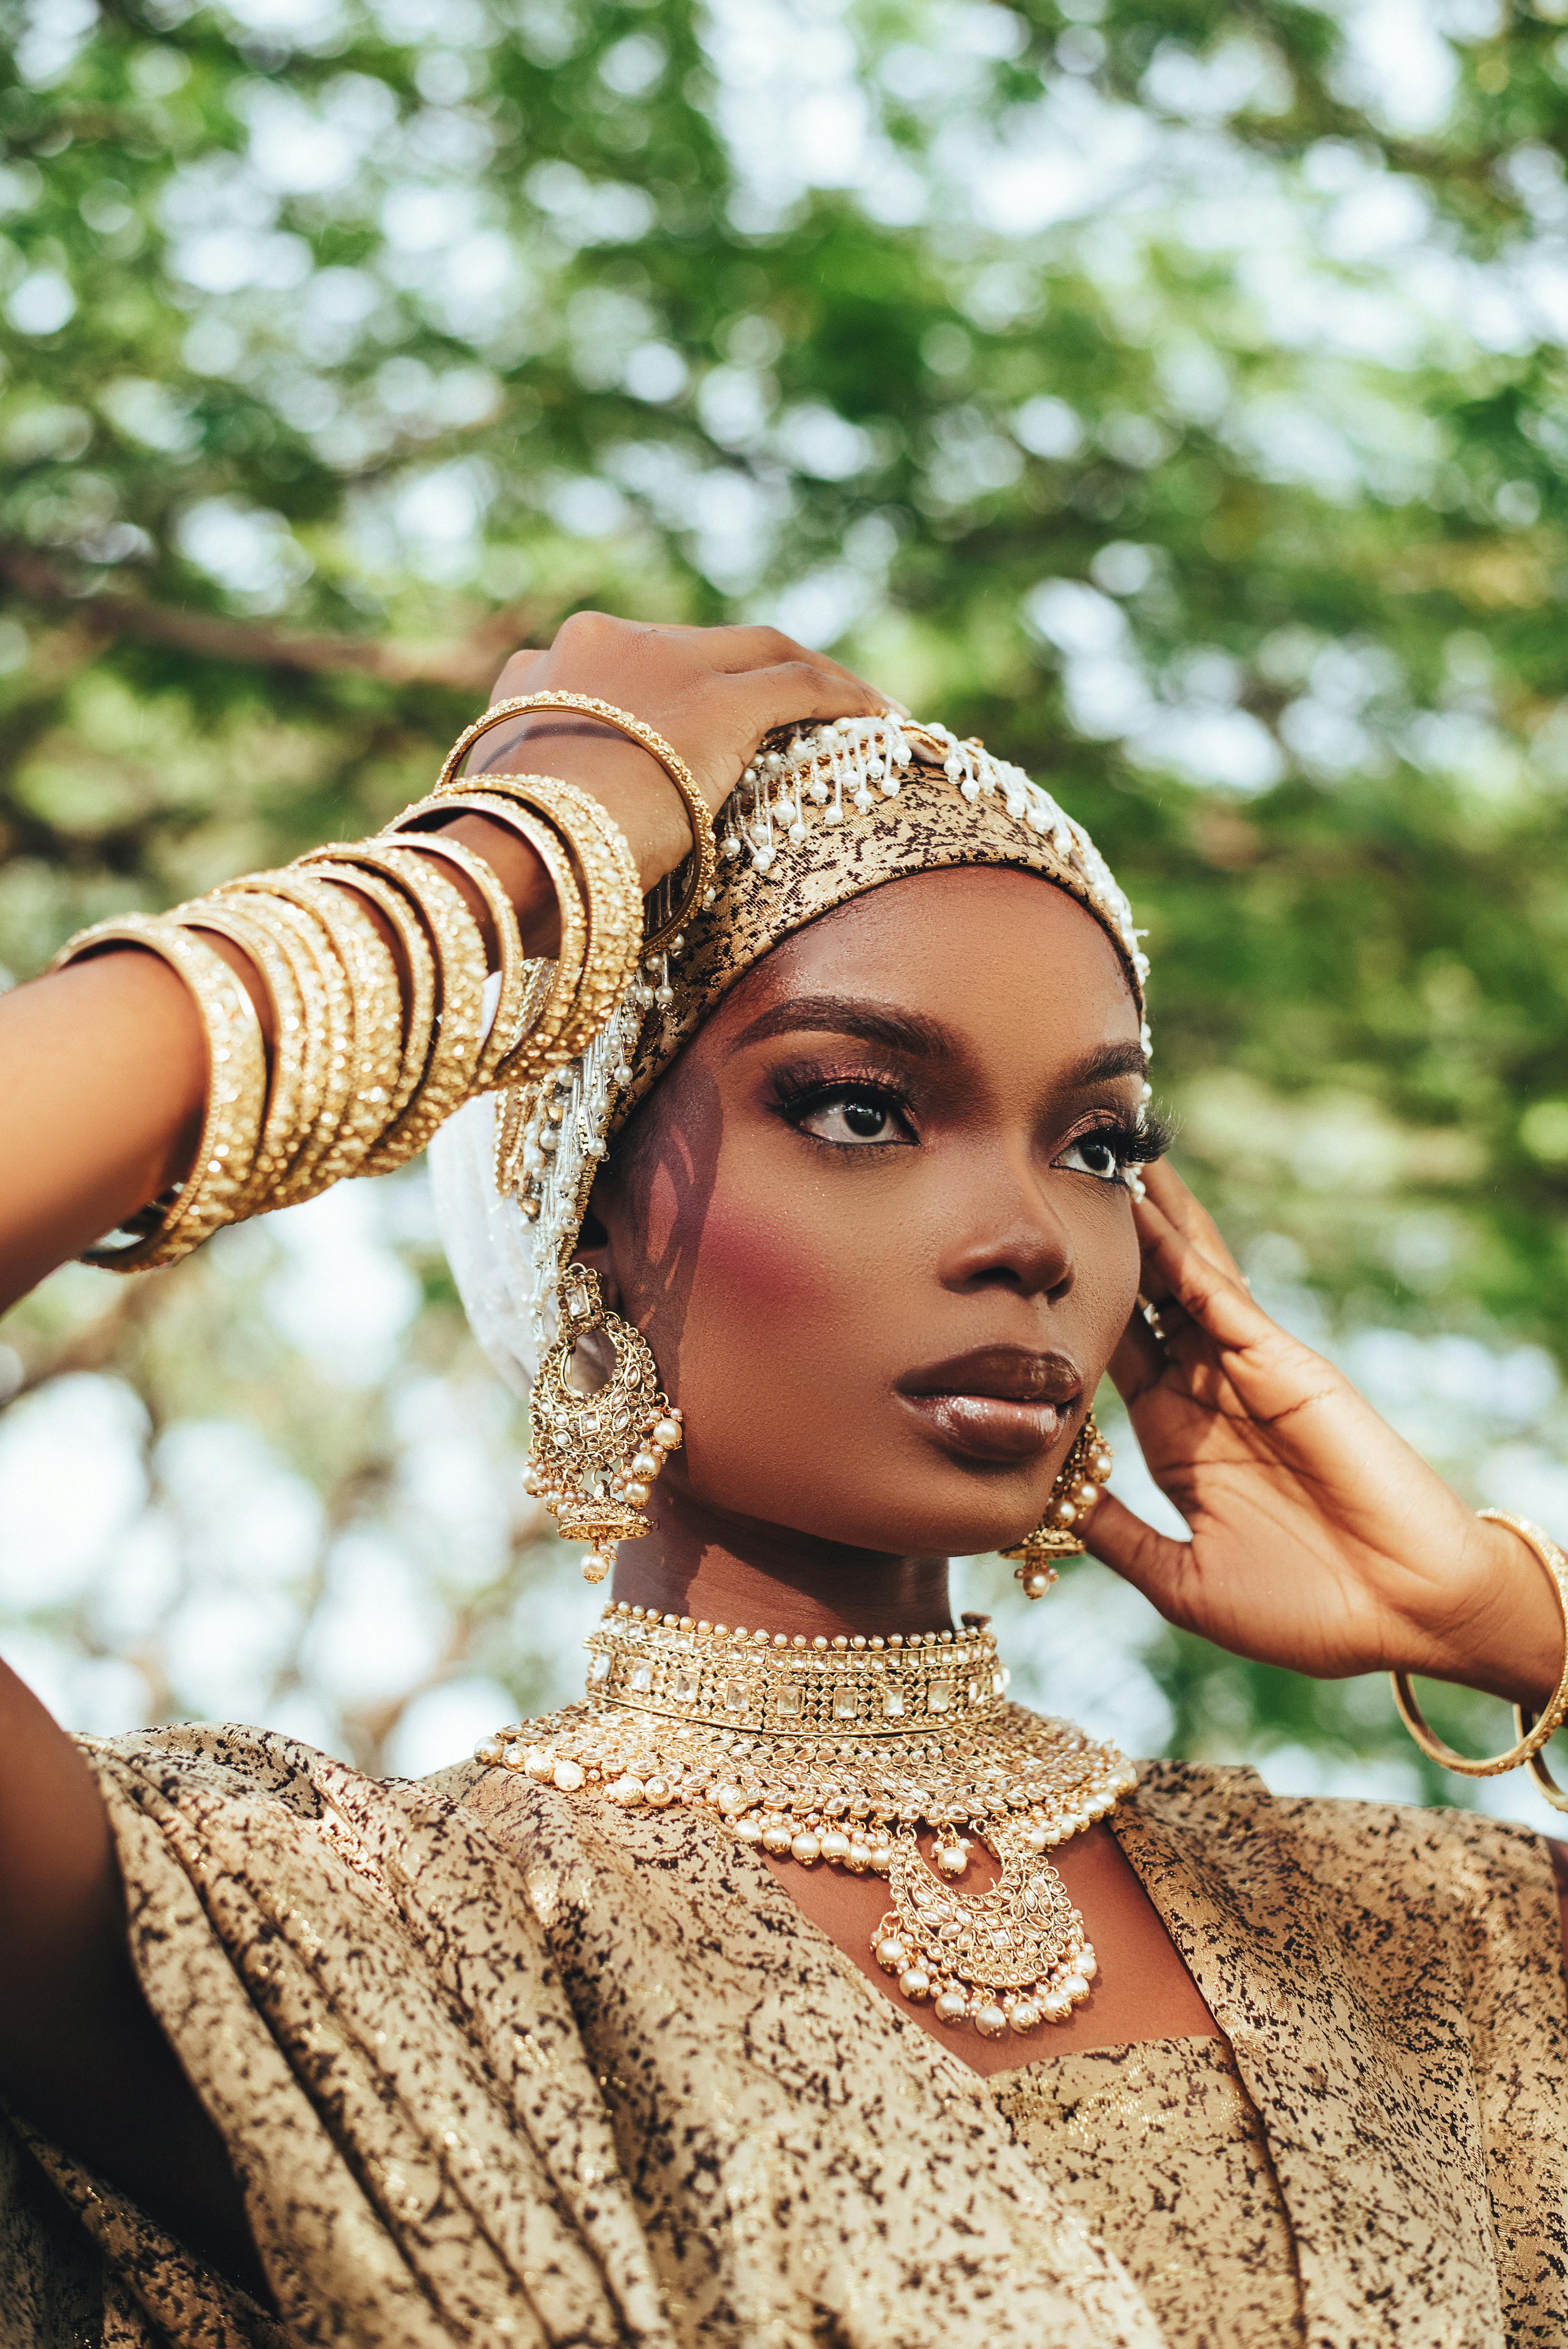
[897,1346,1082,1465]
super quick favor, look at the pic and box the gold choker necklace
[478,1603,1137,2041]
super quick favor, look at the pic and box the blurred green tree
[4,0,1568,1795]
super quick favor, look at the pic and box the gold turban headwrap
[430,714,1147,1394]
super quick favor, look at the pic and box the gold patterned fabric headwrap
[429,714,1147,1394]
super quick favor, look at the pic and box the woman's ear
[572,1172,623,1314]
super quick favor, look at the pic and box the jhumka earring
[1002,1413,1114,1599]
[522,1265,684,1583]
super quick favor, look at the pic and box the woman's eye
[1057,1132,1128,1183]
[795,1091,909,1146]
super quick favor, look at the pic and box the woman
[1,613,1564,2348]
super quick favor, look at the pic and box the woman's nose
[939,1149,1073,1300]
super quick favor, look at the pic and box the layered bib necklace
[478,1602,1137,2041]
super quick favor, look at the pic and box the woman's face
[586,865,1148,1563]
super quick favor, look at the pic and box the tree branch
[0,543,545,693]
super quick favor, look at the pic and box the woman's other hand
[463,614,896,902]
[1085,1160,1565,1712]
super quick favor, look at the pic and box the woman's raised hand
[465,613,897,898]
[1085,1160,1565,1711]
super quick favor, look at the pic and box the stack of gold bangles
[52,693,715,1273]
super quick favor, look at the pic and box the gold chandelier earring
[1002,1413,1114,1599]
[522,1265,684,1583]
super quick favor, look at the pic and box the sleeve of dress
[0,1723,673,2349]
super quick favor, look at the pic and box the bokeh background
[5,0,1568,1825]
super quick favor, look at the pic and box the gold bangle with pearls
[1390,1508,1568,1778]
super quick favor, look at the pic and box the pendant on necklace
[874,1820,1094,2038]
[477,1601,1136,2039]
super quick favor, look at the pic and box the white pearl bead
[934,1989,969,2025]
[875,1936,908,1973]
[1042,1990,1072,2021]
[1079,1949,1098,1980]
[1064,1972,1091,2003]
[732,1814,763,1842]
[524,1747,555,1782]
[820,1829,851,1862]
[551,1759,584,1792]
[845,1842,871,1874]
[898,1966,933,2002]
[762,1822,794,1854]
[789,1830,821,1865]
[644,1777,674,1807]
[1009,2000,1042,2033]
[653,1418,683,1450]
[973,2003,1008,2039]
[631,1451,661,1479]
[609,1775,645,1806]
[623,1480,650,1507]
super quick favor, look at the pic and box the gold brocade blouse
[991,2036,1305,2349]
[2,1724,1566,2347]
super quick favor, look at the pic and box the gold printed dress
[2,1726,1565,2347]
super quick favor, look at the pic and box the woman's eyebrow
[1060,1041,1151,1087]
[730,993,957,1059]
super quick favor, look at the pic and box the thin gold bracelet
[52,915,269,1270]
[438,690,716,956]
[1390,1509,1568,1778]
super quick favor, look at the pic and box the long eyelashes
[768,1065,1176,1172]
[770,1065,917,1144]
[1106,1107,1175,1166]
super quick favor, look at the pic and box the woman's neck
[609,1488,956,1638]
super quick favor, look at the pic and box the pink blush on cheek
[691,1195,834,1323]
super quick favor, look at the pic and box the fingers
[1132,1178,1266,1347]
[488,648,549,701]
[731,658,895,745]
[1139,1160,1246,1286]
[1080,1491,1197,1627]
[700,623,893,705]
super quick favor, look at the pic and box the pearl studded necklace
[478,1603,1137,2041]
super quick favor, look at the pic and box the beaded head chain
[430,714,1149,1392]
